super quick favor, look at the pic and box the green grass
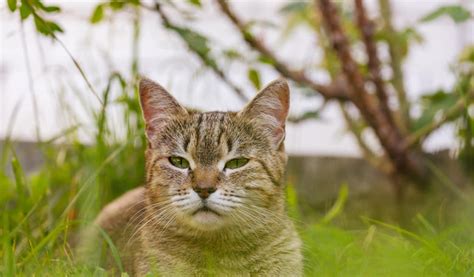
[1,73,473,276]
[1,138,473,276]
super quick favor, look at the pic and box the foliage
[8,0,63,37]
[420,5,472,23]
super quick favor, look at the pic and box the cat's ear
[139,77,187,147]
[239,78,290,149]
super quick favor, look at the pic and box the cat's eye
[169,157,190,169]
[224,158,249,170]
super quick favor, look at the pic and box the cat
[88,77,302,276]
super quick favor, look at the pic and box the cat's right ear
[139,77,187,148]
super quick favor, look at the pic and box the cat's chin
[189,210,223,230]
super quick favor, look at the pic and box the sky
[1,0,473,156]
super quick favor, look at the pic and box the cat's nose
[193,185,216,199]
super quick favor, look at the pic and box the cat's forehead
[187,111,234,165]
[156,111,238,164]
[157,110,266,165]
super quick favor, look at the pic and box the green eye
[169,157,190,169]
[224,158,249,170]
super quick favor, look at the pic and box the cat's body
[89,78,302,276]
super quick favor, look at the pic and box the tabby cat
[90,77,302,276]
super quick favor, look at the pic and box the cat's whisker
[126,204,177,247]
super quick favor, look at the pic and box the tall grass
[1,75,473,276]
[1,134,473,276]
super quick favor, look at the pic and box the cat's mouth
[192,206,220,216]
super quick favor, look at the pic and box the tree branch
[339,103,393,174]
[405,91,474,148]
[354,0,395,127]
[379,0,411,132]
[317,0,423,179]
[151,2,249,102]
[215,0,349,101]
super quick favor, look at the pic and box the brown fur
[88,78,302,276]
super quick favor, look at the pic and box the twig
[150,2,248,102]
[405,92,473,148]
[215,0,349,101]
[379,0,410,132]
[287,101,328,123]
[354,0,395,127]
[339,103,393,174]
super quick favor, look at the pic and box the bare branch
[215,0,349,101]
[354,0,395,127]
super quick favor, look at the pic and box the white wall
[1,0,473,156]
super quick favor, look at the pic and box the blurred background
[1,0,473,275]
[1,0,473,154]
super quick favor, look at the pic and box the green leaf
[257,55,276,66]
[289,110,320,123]
[412,90,459,131]
[48,21,64,33]
[109,0,125,11]
[7,0,17,12]
[247,68,261,90]
[279,1,308,15]
[459,45,474,63]
[19,3,32,20]
[90,4,105,24]
[34,0,61,13]
[33,16,63,37]
[188,0,201,7]
[222,49,242,60]
[34,16,49,35]
[41,5,60,13]
[421,5,472,23]
[172,27,211,60]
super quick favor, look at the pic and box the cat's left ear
[239,78,290,149]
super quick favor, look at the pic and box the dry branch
[215,0,349,101]
[354,0,395,127]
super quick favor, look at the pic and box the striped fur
[93,78,302,276]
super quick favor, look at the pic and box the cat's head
[139,77,289,232]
